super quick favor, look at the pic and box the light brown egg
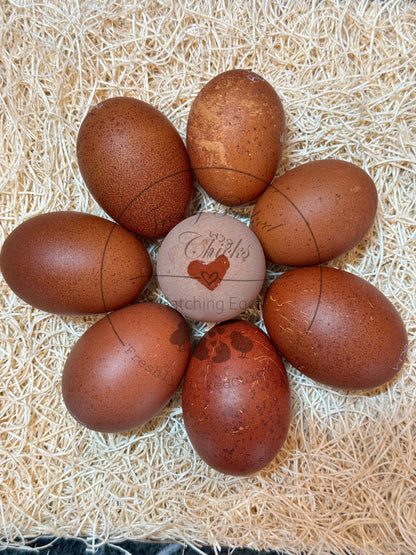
[0,211,152,315]
[250,159,378,266]
[182,320,291,475]
[263,266,408,390]
[62,302,191,433]
[77,96,193,239]
[156,212,266,322]
[186,69,286,206]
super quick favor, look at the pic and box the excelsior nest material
[1,1,415,554]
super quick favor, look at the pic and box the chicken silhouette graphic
[193,336,210,361]
[169,320,189,352]
[230,330,253,358]
[212,340,231,363]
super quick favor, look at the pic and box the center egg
[156,213,266,322]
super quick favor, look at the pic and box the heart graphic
[187,254,230,291]
[201,271,219,287]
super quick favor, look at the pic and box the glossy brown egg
[62,302,191,432]
[77,96,193,239]
[182,320,291,475]
[186,69,286,206]
[263,266,408,390]
[0,211,152,315]
[250,159,378,266]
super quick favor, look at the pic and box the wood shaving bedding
[1,1,415,554]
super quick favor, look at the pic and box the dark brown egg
[186,69,286,206]
[263,266,408,390]
[250,159,378,266]
[182,320,291,475]
[62,302,191,432]
[76,96,193,239]
[0,211,152,315]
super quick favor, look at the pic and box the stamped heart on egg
[187,254,230,291]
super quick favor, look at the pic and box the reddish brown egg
[0,211,152,315]
[186,69,286,206]
[182,320,291,475]
[62,302,191,432]
[263,266,408,390]
[250,159,378,266]
[76,96,193,238]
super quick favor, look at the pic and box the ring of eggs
[0,69,408,476]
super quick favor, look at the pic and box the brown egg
[182,320,291,475]
[156,212,266,322]
[263,266,408,390]
[0,211,152,315]
[250,159,378,266]
[186,69,286,206]
[76,96,193,239]
[62,302,191,432]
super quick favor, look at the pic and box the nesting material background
[1,1,415,554]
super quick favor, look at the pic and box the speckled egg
[182,320,291,475]
[263,266,408,390]
[186,69,286,206]
[0,211,152,315]
[62,302,191,433]
[77,96,193,238]
[250,159,378,266]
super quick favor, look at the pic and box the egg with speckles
[263,266,408,390]
[182,320,291,475]
[62,302,191,433]
[0,211,152,315]
[77,96,193,239]
[250,159,378,266]
[186,69,286,206]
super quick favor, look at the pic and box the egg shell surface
[0,211,152,315]
[182,320,291,476]
[263,266,408,390]
[250,159,378,266]
[62,302,191,433]
[156,212,266,322]
[76,96,193,239]
[186,69,286,206]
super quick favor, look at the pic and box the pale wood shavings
[1,1,416,554]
